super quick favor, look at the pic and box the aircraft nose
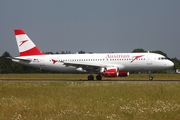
[168,60,174,67]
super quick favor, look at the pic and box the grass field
[0,73,180,80]
[0,74,180,120]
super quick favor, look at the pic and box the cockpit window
[158,57,167,60]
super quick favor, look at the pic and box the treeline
[0,49,180,74]
[0,52,44,73]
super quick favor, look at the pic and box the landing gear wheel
[149,76,153,80]
[96,74,102,80]
[87,75,94,80]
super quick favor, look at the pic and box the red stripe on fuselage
[20,47,44,56]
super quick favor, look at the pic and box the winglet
[14,29,45,56]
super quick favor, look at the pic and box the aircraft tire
[88,75,94,80]
[96,75,102,80]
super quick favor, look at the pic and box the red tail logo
[19,40,28,47]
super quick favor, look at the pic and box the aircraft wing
[6,57,32,62]
[61,61,125,72]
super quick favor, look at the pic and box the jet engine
[101,67,129,77]
[101,67,119,77]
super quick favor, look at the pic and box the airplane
[8,29,174,80]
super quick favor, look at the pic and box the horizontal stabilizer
[6,57,32,62]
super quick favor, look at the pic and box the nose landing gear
[148,71,153,80]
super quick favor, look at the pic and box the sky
[0,0,180,58]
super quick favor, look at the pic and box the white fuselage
[13,52,174,73]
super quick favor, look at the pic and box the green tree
[0,51,13,73]
[131,48,146,53]
[45,52,54,54]
[171,57,180,70]
[78,50,85,54]
[60,51,71,54]
[0,51,45,73]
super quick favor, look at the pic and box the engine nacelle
[101,67,119,77]
[118,71,129,77]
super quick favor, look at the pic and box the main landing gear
[87,74,102,80]
[87,74,94,80]
[148,71,153,80]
